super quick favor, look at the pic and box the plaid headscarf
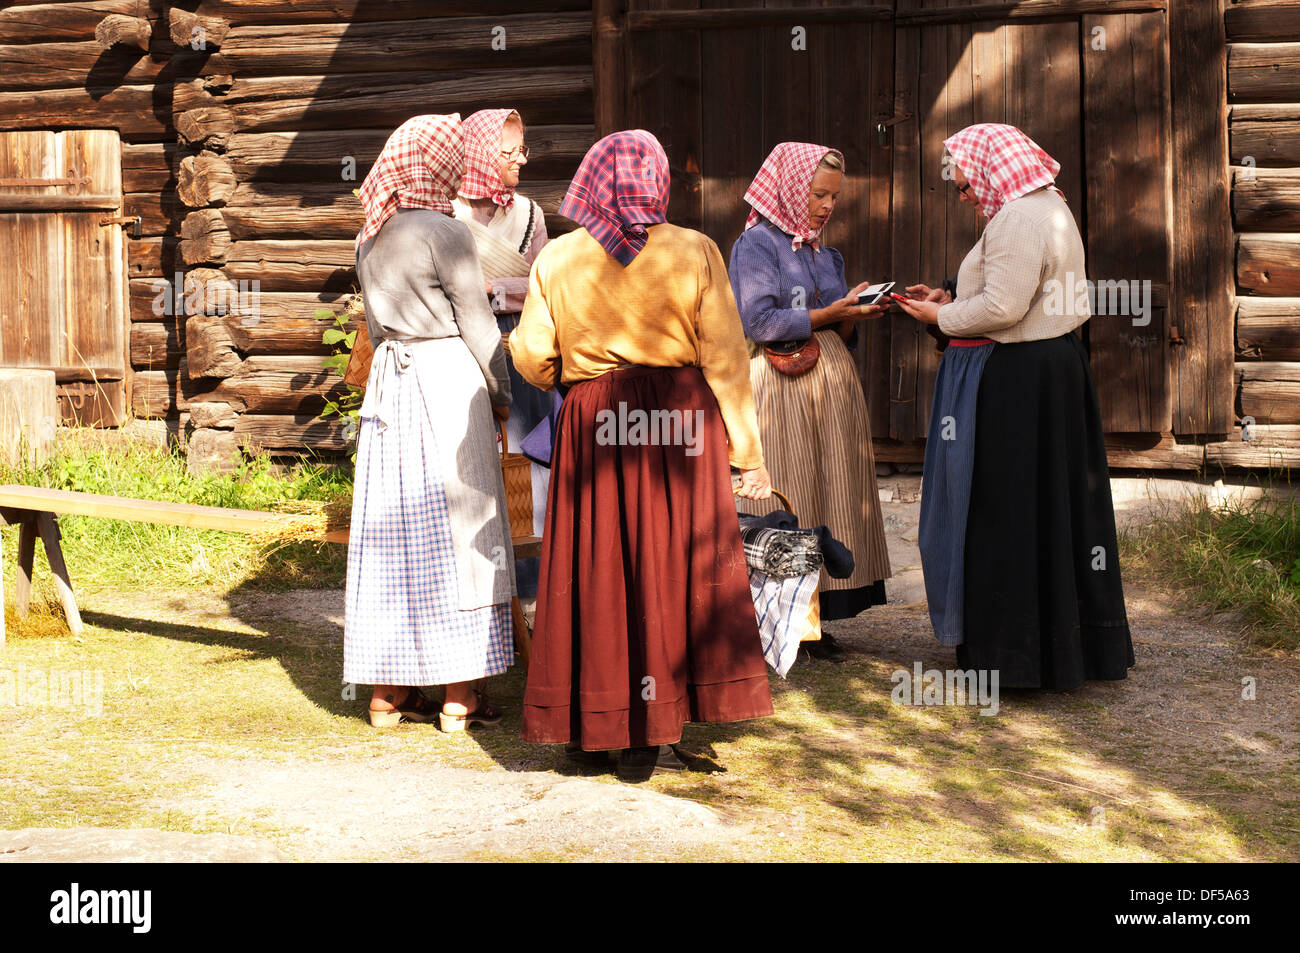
[743,142,844,251]
[943,123,1061,220]
[356,113,464,250]
[559,130,669,266]
[459,108,521,208]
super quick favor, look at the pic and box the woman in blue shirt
[729,143,893,663]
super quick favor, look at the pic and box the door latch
[876,113,913,147]
[99,214,142,239]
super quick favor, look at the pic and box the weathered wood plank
[222,125,591,182]
[1233,166,1300,230]
[198,0,591,26]
[203,14,589,75]
[1226,2,1300,42]
[1103,432,1205,469]
[1229,42,1300,101]
[1170,0,1234,435]
[0,2,148,44]
[234,414,348,451]
[1232,119,1300,166]
[1238,360,1300,423]
[176,68,592,145]
[130,320,182,369]
[1237,296,1300,360]
[0,83,172,135]
[1084,12,1171,432]
[1205,423,1300,468]
[1238,234,1300,296]
[889,26,922,442]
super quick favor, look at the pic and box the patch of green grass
[0,431,353,596]
[1121,495,1300,650]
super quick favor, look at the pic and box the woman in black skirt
[896,123,1134,690]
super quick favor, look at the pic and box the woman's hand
[734,465,772,501]
[896,296,942,325]
[905,283,953,305]
[810,284,887,328]
[485,278,494,297]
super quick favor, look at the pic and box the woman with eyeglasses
[895,123,1133,690]
[452,109,551,589]
[727,142,893,663]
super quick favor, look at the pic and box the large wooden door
[889,2,1170,441]
[605,0,897,430]
[0,129,129,426]
[598,1,1175,448]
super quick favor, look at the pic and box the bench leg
[14,517,36,619]
[36,513,83,636]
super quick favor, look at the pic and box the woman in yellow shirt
[510,130,774,781]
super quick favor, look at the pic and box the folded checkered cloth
[738,520,823,577]
[749,568,818,678]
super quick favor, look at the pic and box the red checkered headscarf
[356,113,464,250]
[559,130,669,266]
[743,142,844,251]
[459,108,521,208]
[943,124,1061,220]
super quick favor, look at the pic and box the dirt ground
[2,474,1297,862]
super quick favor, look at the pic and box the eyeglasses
[499,145,530,162]
[956,182,971,195]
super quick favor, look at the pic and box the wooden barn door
[889,3,1171,441]
[0,130,130,426]
[602,0,897,432]
[597,2,1174,445]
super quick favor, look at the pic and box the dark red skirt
[521,365,774,750]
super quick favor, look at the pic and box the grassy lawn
[1,434,1297,861]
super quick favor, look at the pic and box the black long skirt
[955,331,1135,689]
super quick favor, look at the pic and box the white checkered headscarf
[944,123,1061,220]
[357,113,464,249]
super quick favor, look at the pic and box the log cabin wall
[1225,0,1300,469]
[0,0,592,468]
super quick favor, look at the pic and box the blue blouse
[728,217,856,349]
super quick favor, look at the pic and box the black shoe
[615,744,685,783]
[802,632,846,663]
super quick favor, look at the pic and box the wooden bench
[0,485,541,647]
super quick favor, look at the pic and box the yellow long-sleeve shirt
[509,223,765,470]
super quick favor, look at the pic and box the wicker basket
[736,486,822,643]
[498,421,533,541]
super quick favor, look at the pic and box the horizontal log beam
[197,1,590,26]
[234,414,349,452]
[0,83,172,136]
[1238,234,1300,295]
[223,124,592,182]
[1226,3,1300,43]
[204,14,589,76]
[123,191,182,236]
[1229,43,1300,101]
[174,66,592,143]
[1233,167,1300,230]
[1205,424,1300,469]
[130,320,182,369]
[894,0,1164,26]
[0,2,147,44]
[1237,297,1300,360]
[1102,432,1206,470]
[1231,119,1300,166]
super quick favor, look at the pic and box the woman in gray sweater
[345,114,517,729]
[898,123,1133,690]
